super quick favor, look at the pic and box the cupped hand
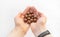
[14,7,31,34]
[31,12,47,36]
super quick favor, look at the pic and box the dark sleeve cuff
[38,30,50,37]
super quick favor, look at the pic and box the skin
[31,10,52,37]
[8,7,30,37]
[8,7,52,37]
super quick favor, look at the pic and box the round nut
[27,20,31,24]
[33,18,37,22]
[30,18,34,22]
[27,17,31,20]
[31,16,34,19]
[25,14,28,18]
[28,14,32,17]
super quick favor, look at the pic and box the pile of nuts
[23,8,39,24]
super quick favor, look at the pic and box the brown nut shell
[33,18,37,22]
[27,20,31,24]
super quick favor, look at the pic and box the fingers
[30,7,37,12]
[23,7,31,15]
[14,12,30,31]
[30,7,38,16]
[38,12,46,18]
[37,12,42,18]
[37,12,47,20]
[23,6,37,15]
[37,12,47,25]
[15,12,24,19]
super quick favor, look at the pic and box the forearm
[8,27,25,37]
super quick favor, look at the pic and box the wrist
[15,27,25,36]
[8,27,25,37]
[34,26,47,37]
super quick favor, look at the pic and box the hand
[31,12,47,36]
[8,7,31,37]
[14,7,31,35]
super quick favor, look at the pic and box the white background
[0,0,60,37]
